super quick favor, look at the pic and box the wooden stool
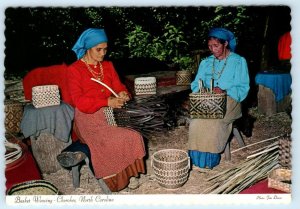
[57,142,112,194]
[224,127,246,161]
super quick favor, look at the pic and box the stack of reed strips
[112,95,173,138]
[202,141,279,194]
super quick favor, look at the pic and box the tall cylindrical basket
[151,149,190,189]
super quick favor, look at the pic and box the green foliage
[172,55,194,71]
[199,6,250,45]
[4,6,291,77]
[125,22,190,66]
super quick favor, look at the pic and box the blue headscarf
[72,28,108,59]
[208,28,236,52]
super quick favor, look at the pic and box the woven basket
[32,85,60,108]
[268,168,291,193]
[103,107,117,126]
[176,70,191,86]
[134,77,156,95]
[4,100,23,134]
[189,79,227,119]
[279,136,292,168]
[7,180,59,195]
[151,149,190,189]
[189,92,227,119]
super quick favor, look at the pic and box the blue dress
[189,52,250,169]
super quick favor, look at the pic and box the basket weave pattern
[176,71,191,85]
[268,168,291,193]
[4,100,23,133]
[189,92,227,119]
[151,149,190,189]
[103,107,117,126]
[134,77,156,95]
[7,180,59,195]
[32,85,60,108]
[279,136,292,168]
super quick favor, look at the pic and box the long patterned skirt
[74,108,146,192]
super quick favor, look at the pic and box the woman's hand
[108,96,126,108]
[118,91,130,102]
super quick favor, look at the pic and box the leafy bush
[125,22,191,67]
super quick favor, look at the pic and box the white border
[1,0,299,209]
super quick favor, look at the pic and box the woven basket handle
[210,79,214,94]
[198,79,204,94]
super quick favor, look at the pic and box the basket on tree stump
[31,133,71,174]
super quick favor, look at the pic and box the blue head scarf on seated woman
[72,28,108,59]
[208,27,237,52]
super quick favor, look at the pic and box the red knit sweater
[68,60,128,113]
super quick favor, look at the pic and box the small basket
[7,180,59,195]
[4,100,23,133]
[176,70,192,86]
[189,79,227,119]
[134,77,156,95]
[268,168,291,193]
[32,85,60,108]
[279,136,292,168]
[151,149,190,189]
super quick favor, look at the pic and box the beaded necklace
[82,59,104,81]
[211,53,229,85]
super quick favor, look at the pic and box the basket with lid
[32,85,60,108]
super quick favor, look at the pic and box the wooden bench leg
[233,127,246,147]
[72,165,80,188]
[84,158,112,194]
[224,142,231,161]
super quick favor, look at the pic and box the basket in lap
[189,79,227,119]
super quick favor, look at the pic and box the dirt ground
[42,107,292,195]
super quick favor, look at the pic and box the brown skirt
[188,96,242,153]
[74,108,146,192]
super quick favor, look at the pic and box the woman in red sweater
[68,28,146,192]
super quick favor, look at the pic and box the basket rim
[152,149,189,164]
[32,84,59,89]
[7,180,58,195]
[189,92,227,97]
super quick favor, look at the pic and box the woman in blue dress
[188,28,250,169]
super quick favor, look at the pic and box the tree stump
[31,133,71,174]
[257,85,291,116]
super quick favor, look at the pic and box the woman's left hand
[118,91,130,102]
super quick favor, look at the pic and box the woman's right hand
[108,96,126,108]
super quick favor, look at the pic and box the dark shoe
[57,151,86,168]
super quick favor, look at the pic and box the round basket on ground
[151,149,190,189]
[7,180,59,195]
